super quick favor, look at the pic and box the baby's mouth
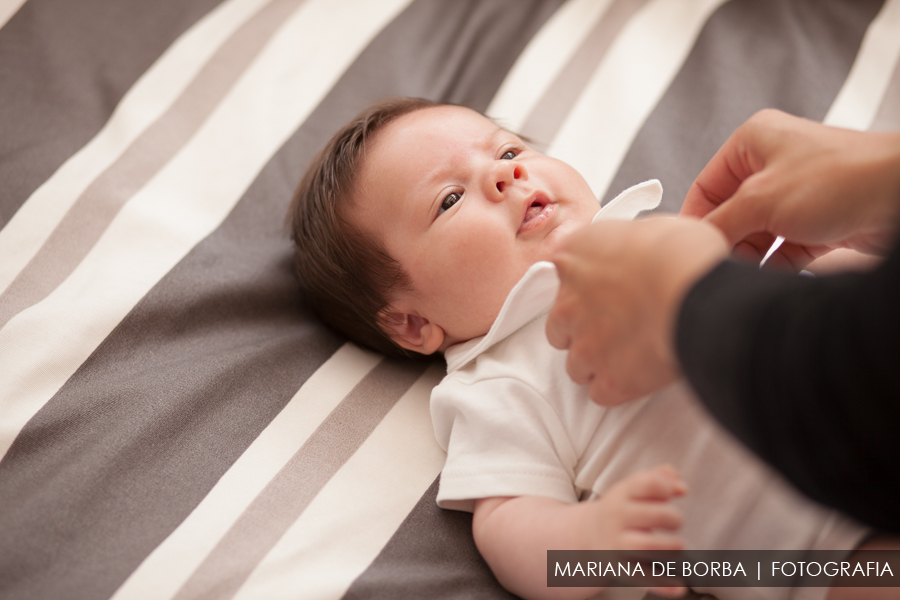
[524,200,545,222]
[518,194,553,234]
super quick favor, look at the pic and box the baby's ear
[379,310,445,355]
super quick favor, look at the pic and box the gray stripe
[342,477,519,600]
[173,359,427,600]
[603,0,886,212]
[519,0,650,150]
[0,1,561,599]
[0,0,312,333]
[870,56,900,132]
[342,478,710,600]
[0,0,226,228]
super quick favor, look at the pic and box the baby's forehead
[387,104,505,143]
[408,103,491,123]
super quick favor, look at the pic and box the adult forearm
[675,241,900,530]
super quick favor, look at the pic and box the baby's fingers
[626,465,688,500]
[625,503,683,531]
[620,530,685,552]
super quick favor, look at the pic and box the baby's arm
[472,464,687,600]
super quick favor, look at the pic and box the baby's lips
[520,192,549,223]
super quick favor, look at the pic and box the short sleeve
[430,375,579,512]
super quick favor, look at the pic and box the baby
[288,98,882,600]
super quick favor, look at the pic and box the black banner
[547,550,900,588]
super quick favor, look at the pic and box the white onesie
[430,181,866,600]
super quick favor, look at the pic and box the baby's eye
[500,149,518,160]
[438,192,462,216]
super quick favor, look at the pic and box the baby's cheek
[445,263,510,331]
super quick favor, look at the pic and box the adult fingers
[583,352,653,407]
[545,297,572,350]
[730,231,776,262]
[681,134,751,219]
[703,176,775,248]
[732,236,820,272]
[680,110,790,219]
[589,375,654,407]
[761,240,819,272]
[565,338,598,387]
[588,373,638,407]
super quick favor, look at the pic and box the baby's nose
[494,164,522,195]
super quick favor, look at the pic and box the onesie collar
[444,180,663,373]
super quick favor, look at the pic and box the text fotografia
[547,550,900,588]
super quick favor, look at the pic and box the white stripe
[548,0,727,199]
[0,0,273,296]
[823,0,900,130]
[232,364,446,600]
[486,0,615,131]
[109,343,382,600]
[0,0,27,31]
[0,0,414,461]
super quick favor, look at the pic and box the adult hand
[546,217,728,406]
[682,109,900,270]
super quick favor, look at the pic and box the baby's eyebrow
[486,125,509,146]
[470,126,516,158]
[485,116,527,143]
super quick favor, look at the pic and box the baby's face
[350,105,599,352]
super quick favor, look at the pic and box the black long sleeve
[675,241,900,532]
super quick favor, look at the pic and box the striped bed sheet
[0,1,898,599]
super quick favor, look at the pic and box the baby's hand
[587,464,686,551]
[587,464,687,597]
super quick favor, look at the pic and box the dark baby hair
[288,97,439,358]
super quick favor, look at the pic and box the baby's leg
[825,535,900,600]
